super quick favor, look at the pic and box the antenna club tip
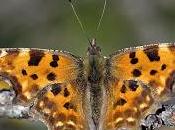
[68,0,72,3]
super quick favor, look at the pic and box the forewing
[103,43,175,130]
[0,48,89,130]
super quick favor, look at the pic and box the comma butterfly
[0,41,175,130]
[0,1,175,130]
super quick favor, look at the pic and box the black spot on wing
[52,55,59,61]
[132,69,142,77]
[21,69,27,76]
[50,54,59,68]
[128,80,139,91]
[129,52,136,58]
[150,70,158,75]
[51,84,62,96]
[144,45,160,62]
[30,74,38,80]
[120,85,127,93]
[114,98,127,108]
[130,58,138,64]
[28,50,45,66]
[64,88,70,97]
[50,61,58,67]
[161,64,167,71]
[47,72,56,81]
[63,102,74,110]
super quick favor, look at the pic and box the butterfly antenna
[68,0,91,43]
[96,0,107,31]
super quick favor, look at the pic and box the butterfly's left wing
[102,43,175,130]
[0,48,90,130]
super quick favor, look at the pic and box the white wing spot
[0,50,8,58]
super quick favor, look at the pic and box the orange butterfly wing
[0,49,89,130]
[102,43,175,130]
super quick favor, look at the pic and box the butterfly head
[88,38,101,56]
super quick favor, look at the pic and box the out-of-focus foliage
[1,0,175,56]
[0,0,175,130]
[0,119,47,130]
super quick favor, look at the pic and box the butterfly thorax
[87,39,104,129]
[87,39,102,83]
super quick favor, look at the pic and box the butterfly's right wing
[101,43,175,130]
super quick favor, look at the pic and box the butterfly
[0,39,175,130]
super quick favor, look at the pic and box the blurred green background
[0,0,175,130]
